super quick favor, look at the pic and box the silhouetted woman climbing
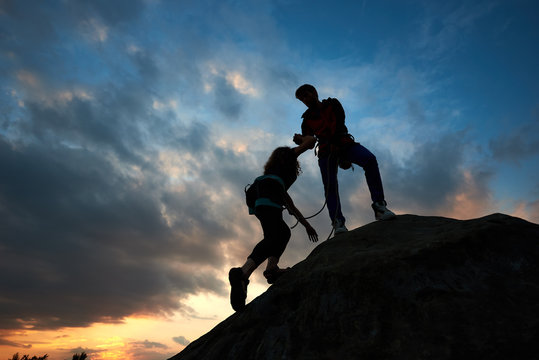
[229,145,318,312]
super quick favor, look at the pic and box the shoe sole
[229,268,247,312]
[376,212,396,221]
[263,267,290,284]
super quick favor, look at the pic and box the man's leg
[344,143,395,220]
[318,154,346,227]
[344,143,385,203]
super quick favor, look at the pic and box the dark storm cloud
[212,76,243,120]
[382,132,471,211]
[128,48,161,82]
[1,32,249,332]
[489,121,539,162]
[0,0,145,79]
[0,34,247,333]
[0,339,31,349]
[0,133,233,331]
[22,96,141,164]
[0,1,58,48]
[0,0,274,336]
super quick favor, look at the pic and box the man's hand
[293,135,317,156]
[301,135,316,149]
[305,224,318,242]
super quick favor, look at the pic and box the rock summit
[169,214,539,360]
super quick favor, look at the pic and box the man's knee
[364,153,378,169]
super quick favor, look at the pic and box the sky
[1,0,538,359]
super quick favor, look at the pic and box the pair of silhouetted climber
[229,84,396,312]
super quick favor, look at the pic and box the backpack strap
[249,175,286,214]
[254,174,285,189]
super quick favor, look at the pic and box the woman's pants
[248,206,290,266]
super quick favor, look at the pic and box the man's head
[295,84,319,108]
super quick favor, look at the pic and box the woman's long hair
[263,147,301,182]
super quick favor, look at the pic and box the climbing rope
[288,153,343,241]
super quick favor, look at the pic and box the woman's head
[264,146,301,178]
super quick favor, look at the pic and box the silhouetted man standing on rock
[294,84,396,234]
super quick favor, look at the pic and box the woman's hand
[305,224,318,242]
[293,135,317,156]
[293,133,304,145]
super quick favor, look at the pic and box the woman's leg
[247,207,290,270]
[230,207,291,311]
[240,258,257,279]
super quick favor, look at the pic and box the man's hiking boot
[333,219,348,235]
[372,200,396,221]
[229,268,249,312]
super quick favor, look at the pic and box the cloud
[69,0,146,27]
[444,168,495,219]
[0,123,251,331]
[511,199,539,224]
[0,35,279,331]
[382,133,465,210]
[489,121,539,163]
[331,125,495,222]
[414,1,497,62]
[78,17,109,43]
[0,1,287,326]
[1,3,536,356]
[130,340,168,349]
[172,336,190,346]
[0,56,263,332]
[526,200,539,224]
[211,76,244,120]
[0,338,32,349]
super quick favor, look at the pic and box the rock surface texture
[169,214,539,360]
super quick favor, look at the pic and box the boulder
[169,214,539,360]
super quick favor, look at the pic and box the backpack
[301,98,354,156]
[245,175,286,215]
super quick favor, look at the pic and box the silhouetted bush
[72,352,88,360]
[8,353,48,360]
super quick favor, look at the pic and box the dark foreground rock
[169,214,539,360]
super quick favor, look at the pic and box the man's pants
[318,142,385,224]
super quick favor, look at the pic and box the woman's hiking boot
[229,268,249,312]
